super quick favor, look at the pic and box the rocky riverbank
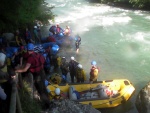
[43,99,101,113]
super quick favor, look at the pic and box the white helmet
[55,88,60,95]
[71,56,75,60]
[78,64,82,69]
[34,26,37,29]
[0,53,6,66]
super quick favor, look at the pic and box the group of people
[0,23,100,111]
[49,24,82,53]
[61,56,99,83]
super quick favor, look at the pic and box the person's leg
[33,71,50,108]
[70,74,74,83]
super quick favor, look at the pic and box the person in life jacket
[69,56,79,83]
[49,25,57,35]
[42,53,51,74]
[60,57,69,80]
[76,64,86,83]
[15,43,50,108]
[15,30,23,46]
[49,73,62,84]
[64,26,71,36]
[0,53,16,113]
[75,34,81,53]
[56,24,63,35]
[89,61,99,83]
[11,48,22,68]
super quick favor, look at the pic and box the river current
[44,0,150,113]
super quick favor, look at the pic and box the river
[44,0,150,113]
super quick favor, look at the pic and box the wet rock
[135,82,150,113]
[48,99,101,113]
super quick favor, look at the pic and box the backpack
[30,52,45,68]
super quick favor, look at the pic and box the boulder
[135,82,150,113]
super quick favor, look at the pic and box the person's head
[13,48,18,55]
[66,26,70,29]
[61,57,66,63]
[91,61,97,66]
[71,56,75,61]
[78,64,82,69]
[0,53,6,67]
[55,88,60,95]
[52,45,59,55]
[27,43,34,52]
[56,24,59,27]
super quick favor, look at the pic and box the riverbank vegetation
[0,0,55,32]
[88,0,150,10]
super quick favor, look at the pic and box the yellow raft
[47,79,135,108]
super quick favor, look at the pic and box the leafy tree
[0,0,54,32]
[129,0,150,8]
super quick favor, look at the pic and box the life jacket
[64,28,71,35]
[49,26,56,33]
[90,66,100,79]
[57,56,61,66]
[29,52,45,73]
[76,68,84,79]
[56,27,60,33]
[47,36,56,42]
[49,73,62,84]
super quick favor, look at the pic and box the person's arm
[11,54,15,61]
[20,56,23,66]
[15,63,31,73]
[0,86,7,100]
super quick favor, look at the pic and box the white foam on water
[100,16,132,26]
[134,10,144,16]
[145,16,150,20]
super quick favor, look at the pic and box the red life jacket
[56,27,61,33]
[29,52,45,73]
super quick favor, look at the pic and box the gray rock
[2,33,14,41]
[49,99,101,113]
[135,82,150,113]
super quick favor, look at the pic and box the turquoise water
[45,0,150,112]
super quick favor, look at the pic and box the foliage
[19,81,42,113]
[0,0,54,32]
[93,0,150,9]
[129,0,150,8]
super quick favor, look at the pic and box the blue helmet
[27,43,34,51]
[91,61,97,66]
[12,48,18,53]
[58,33,64,37]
